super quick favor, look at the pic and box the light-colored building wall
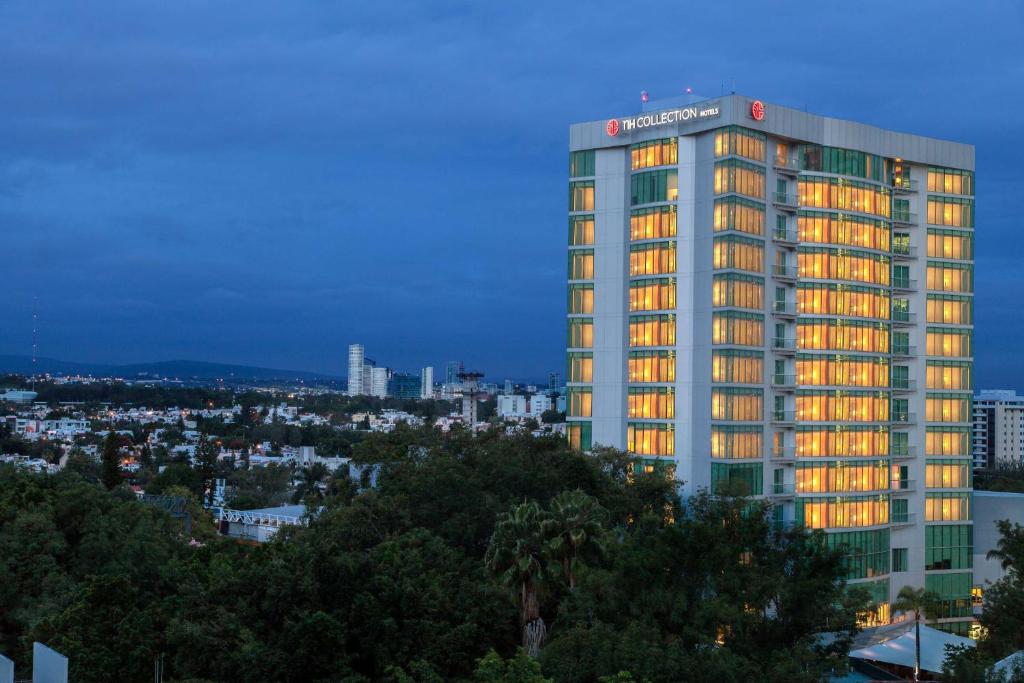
[567,93,975,630]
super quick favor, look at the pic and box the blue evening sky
[0,1,1020,382]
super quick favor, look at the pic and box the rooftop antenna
[731,79,736,95]
[31,296,38,391]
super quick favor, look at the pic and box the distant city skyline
[0,1,1020,383]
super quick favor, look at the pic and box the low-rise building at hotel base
[566,94,975,631]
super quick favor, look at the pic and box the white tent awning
[849,624,975,674]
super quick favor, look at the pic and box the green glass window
[926,524,973,570]
[569,150,595,178]
[631,169,678,205]
[892,547,908,572]
[800,145,886,182]
[825,529,890,580]
[711,462,763,496]
[925,572,973,619]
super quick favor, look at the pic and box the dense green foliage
[976,463,1024,494]
[0,426,867,682]
[942,519,1024,681]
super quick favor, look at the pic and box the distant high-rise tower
[347,344,365,396]
[370,366,389,398]
[504,379,513,395]
[421,366,434,399]
[548,372,561,394]
[446,360,464,385]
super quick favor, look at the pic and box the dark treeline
[4,425,1024,682]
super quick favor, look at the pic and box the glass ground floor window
[925,572,974,619]
[853,578,891,626]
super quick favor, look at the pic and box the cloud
[0,0,1018,380]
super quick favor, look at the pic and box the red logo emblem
[751,100,765,121]
[606,119,620,136]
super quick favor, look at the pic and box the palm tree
[543,490,607,589]
[892,585,942,681]
[987,519,1024,576]
[293,462,329,504]
[485,501,551,657]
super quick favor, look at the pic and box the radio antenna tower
[31,297,38,391]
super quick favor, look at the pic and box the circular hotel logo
[606,118,620,136]
[751,100,766,121]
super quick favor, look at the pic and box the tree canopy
[0,426,867,682]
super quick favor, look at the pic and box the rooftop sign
[606,102,721,137]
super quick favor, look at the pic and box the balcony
[891,512,917,527]
[772,410,796,425]
[771,482,796,497]
[771,446,796,461]
[772,374,796,391]
[891,479,916,493]
[891,378,917,393]
[891,345,917,359]
[890,446,917,460]
[774,156,801,176]
[773,337,796,355]
[892,245,918,260]
[773,192,798,211]
[892,211,918,227]
[891,310,916,326]
[891,412,917,426]
[773,300,797,318]
[772,227,799,245]
[773,263,798,281]
[892,177,918,193]
[892,278,917,293]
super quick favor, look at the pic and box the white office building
[498,394,528,418]
[972,390,1024,470]
[369,366,389,398]
[421,366,434,399]
[347,344,365,396]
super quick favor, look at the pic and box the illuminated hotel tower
[566,94,975,633]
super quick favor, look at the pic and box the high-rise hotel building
[566,94,975,632]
